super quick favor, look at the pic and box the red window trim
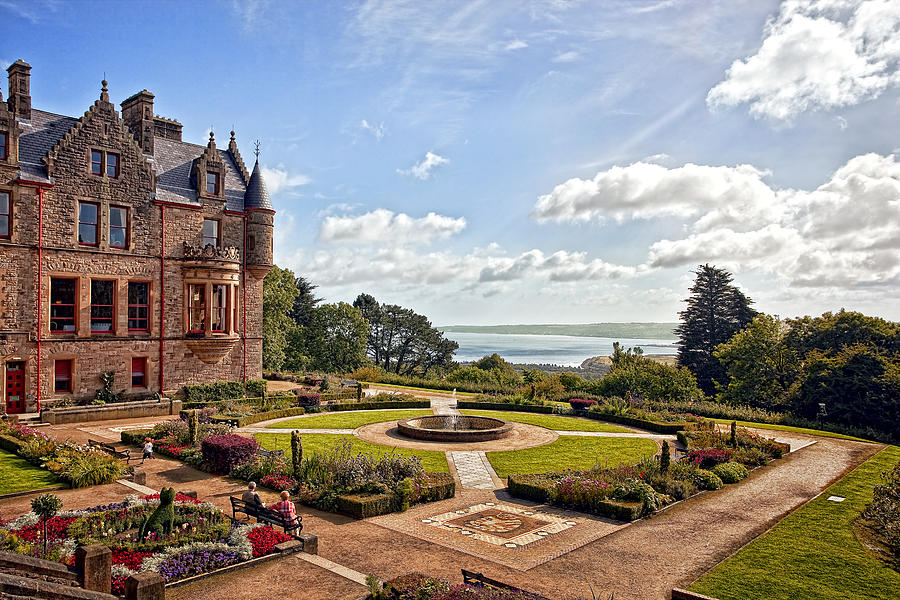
[127,281,150,332]
[78,201,99,247]
[90,279,116,334]
[110,205,129,249]
[90,150,102,175]
[131,357,147,388]
[54,359,73,393]
[50,277,77,334]
[0,191,10,240]
[188,283,206,333]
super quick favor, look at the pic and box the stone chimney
[120,89,155,154]
[7,60,31,120]
[153,116,182,141]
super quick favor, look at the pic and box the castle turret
[244,153,274,279]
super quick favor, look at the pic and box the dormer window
[206,172,219,195]
[0,133,7,160]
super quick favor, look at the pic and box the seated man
[241,481,264,516]
[267,490,300,525]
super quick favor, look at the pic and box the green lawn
[255,432,449,473]
[690,445,900,600]
[708,419,872,442]
[460,409,632,433]
[0,448,58,495]
[268,409,434,430]
[486,436,658,478]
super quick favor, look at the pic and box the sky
[4,0,900,325]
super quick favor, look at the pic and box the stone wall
[41,398,182,425]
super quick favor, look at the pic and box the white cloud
[707,0,900,121]
[479,249,639,282]
[360,119,386,141]
[318,209,466,244]
[503,39,528,51]
[397,151,450,180]
[553,50,580,63]
[261,165,312,195]
[535,152,900,291]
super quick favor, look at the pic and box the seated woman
[241,481,264,515]
[267,490,299,524]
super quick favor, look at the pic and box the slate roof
[15,108,263,213]
[244,160,273,210]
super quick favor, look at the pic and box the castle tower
[243,146,274,279]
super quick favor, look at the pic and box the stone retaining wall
[42,398,181,424]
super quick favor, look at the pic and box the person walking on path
[267,490,299,525]
[141,438,153,464]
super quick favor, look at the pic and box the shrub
[181,380,267,404]
[259,473,297,492]
[688,448,732,469]
[649,475,696,500]
[694,469,724,490]
[862,461,900,559]
[201,435,259,475]
[569,398,598,411]
[712,461,749,484]
[295,392,321,408]
[230,453,288,482]
[731,447,769,467]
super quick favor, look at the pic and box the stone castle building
[0,60,274,412]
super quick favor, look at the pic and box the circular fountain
[397,415,513,442]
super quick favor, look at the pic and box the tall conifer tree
[676,264,756,396]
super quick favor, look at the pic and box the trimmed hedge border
[338,492,396,519]
[414,472,455,503]
[507,474,644,521]
[456,401,556,414]
[206,407,308,428]
[322,400,430,412]
[0,434,25,454]
[586,412,686,434]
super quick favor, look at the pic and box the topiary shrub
[660,440,671,475]
[201,434,259,475]
[694,469,724,490]
[291,430,302,474]
[712,461,749,484]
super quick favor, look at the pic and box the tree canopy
[262,266,301,371]
[306,302,369,373]
[676,264,757,396]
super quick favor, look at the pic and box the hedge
[338,492,396,519]
[0,434,25,454]
[414,472,455,503]
[456,401,556,414]
[507,473,644,522]
[586,412,686,434]
[121,429,151,447]
[200,434,259,475]
[323,400,430,412]
[181,379,268,404]
[208,407,307,428]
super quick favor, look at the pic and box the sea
[442,331,678,367]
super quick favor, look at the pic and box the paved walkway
[449,451,500,490]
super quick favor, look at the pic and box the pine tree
[676,264,756,396]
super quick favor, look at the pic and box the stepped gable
[244,159,272,211]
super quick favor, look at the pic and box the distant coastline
[439,322,678,340]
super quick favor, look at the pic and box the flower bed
[382,572,551,600]
[0,492,292,594]
[509,421,787,521]
[0,422,130,488]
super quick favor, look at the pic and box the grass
[690,445,900,600]
[362,382,479,396]
[0,449,58,495]
[460,409,632,433]
[267,409,434,430]
[486,436,659,478]
[707,419,872,442]
[255,432,449,473]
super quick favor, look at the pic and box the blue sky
[6,0,900,324]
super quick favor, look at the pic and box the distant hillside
[439,322,679,340]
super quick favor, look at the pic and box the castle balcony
[182,242,241,267]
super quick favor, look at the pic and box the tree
[591,351,702,402]
[714,314,799,409]
[352,294,458,376]
[288,275,322,329]
[306,302,369,373]
[676,264,756,396]
[262,266,301,371]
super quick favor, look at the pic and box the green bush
[181,380,267,404]
[507,473,555,503]
[337,492,396,518]
[713,461,749,484]
[694,469,724,490]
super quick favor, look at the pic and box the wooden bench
[461,570,550,599]
[87,439,131,463]
[257,448,284,459]
[229,496,303,539]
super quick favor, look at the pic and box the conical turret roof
[244,160,272,210]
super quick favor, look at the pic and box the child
[141,438,153,463]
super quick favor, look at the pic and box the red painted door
[5,362,25,414]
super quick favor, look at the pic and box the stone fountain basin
[397,415,513,442]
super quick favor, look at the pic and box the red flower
[247,526,292,557]
[110,547,153,570]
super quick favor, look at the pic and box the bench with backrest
[87,439,131,463]
[229,496,302,539]
[461,570,550,600]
